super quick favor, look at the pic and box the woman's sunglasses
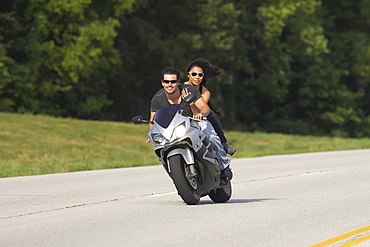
[163,80,178,84]
[188,72,204,77]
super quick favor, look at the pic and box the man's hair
[161,67,180,80]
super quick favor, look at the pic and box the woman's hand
[181,88,191,99]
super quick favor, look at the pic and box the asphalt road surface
[1,149,369,247]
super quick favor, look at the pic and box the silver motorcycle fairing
[167,148,194,164]
[150,113,191,142]
[149,108,219,166]
[149,112,203,154]
[166,148,194,173]
[148,106,220,181]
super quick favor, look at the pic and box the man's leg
[199,120,231,170]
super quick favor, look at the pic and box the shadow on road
[198,198,280,205]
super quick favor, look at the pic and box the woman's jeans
[199,120,231,170]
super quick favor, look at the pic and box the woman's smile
[188,66,204,88]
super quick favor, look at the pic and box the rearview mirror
[132,115,152,125]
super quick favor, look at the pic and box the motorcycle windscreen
[154,105,182,128]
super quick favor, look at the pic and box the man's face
[162,74,179,95]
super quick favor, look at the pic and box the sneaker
[222,143,237,156]
[221,166,233,181]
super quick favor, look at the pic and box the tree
[1,0,370,137]
[319,0,370,136]
[0,0,135,117]
[107,0,240,121]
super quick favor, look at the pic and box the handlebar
[189,117,207,122]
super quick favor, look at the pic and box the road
[1,149,369,247]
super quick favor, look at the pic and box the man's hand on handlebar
[192,113,206,120]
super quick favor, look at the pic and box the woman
[184,57,236,156]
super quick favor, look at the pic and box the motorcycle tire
[209,181,232,203]
[169,154,201,205]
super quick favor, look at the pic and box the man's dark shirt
[150,84,202,117]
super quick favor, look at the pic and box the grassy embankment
[1,112,370,178]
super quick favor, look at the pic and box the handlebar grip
[190,116,207,121]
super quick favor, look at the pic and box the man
[150,67,232,180]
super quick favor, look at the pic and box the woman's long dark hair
[185,57,225,116]
[185,57,224,88]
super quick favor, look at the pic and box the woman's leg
[207,111,236,155]
[207,111,227,143]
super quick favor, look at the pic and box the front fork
[166,148,199,179]
[166,148,195,174]
[188,163,197,178]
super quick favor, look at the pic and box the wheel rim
[184,165,198,190]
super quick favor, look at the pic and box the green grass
[1,112,370,178]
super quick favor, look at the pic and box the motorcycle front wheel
[169,155,201,205]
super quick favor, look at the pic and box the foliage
[0,0,134,117]
[1,0,370,137]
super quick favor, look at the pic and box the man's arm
[193,97,210,120]
[149,111,155,129]
[190,88,210,114]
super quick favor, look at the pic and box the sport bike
[132,94,232,205]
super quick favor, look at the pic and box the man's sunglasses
[163,80,178,84]
[188,72,204,77]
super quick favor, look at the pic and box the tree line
[1,0,370,137]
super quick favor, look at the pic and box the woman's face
[187,66,204,87]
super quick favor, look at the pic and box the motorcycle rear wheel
[209,181,232,203]
[169,155,201,205]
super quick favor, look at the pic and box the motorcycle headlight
[151,133,166,144]
[174,122,186,138]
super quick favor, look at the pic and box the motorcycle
[132,94,232,205]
